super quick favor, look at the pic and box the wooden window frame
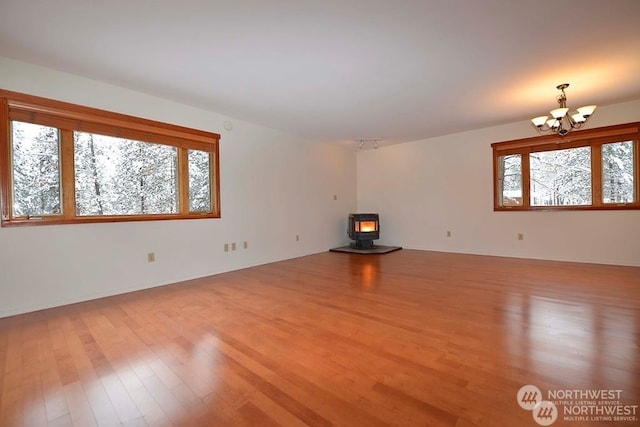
[492,122,640,211]
[0,89,221,226]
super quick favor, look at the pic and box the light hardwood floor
[1,250,639,426]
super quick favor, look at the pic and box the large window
[492,122,639,211]
[1,90,220,226]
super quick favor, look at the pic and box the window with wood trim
[0,90,220,226]
[492,122,640,211]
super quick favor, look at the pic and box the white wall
[357,99,640,266]
[0,57,357,317]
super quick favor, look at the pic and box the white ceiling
[1,0,640,147]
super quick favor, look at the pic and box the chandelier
[531,83,596,136]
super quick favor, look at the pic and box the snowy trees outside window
[498,154,522,207]
[602,141,635,203]
[493,123,639,211]
[74,131,179,216]
[530,146,592,206]
[1,90,220,226]
[11,122,61,217]
[188,149,212,213]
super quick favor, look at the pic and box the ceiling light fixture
[356,139,380,150]
[531,83,596,136]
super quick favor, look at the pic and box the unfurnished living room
[0,1,639,426]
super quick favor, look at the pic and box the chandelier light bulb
[577,105,597,117]
[572,113,586,123]
[550,107,569,119]
[531,116,548,127]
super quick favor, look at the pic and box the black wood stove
[348,213,380,249]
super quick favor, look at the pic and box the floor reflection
[24,329,226,426]
[503,292,638,396]
[349,254,381,290]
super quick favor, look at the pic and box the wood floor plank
[62,381,98,427]
[82,377,123,427]
[119,367,171,427]
[1,319,24,427]
[21,379,46,427]
[236,401,280,427]
[100,372,144,424]
[0,250,638,426]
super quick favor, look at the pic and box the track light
[356,139,381,150]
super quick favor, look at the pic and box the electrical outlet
[518,233,524,241]
[243,241,248,249]
[231,242,236,251]
[446,230,452,237]
[147,252,155,263]
[224,243,229,252]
